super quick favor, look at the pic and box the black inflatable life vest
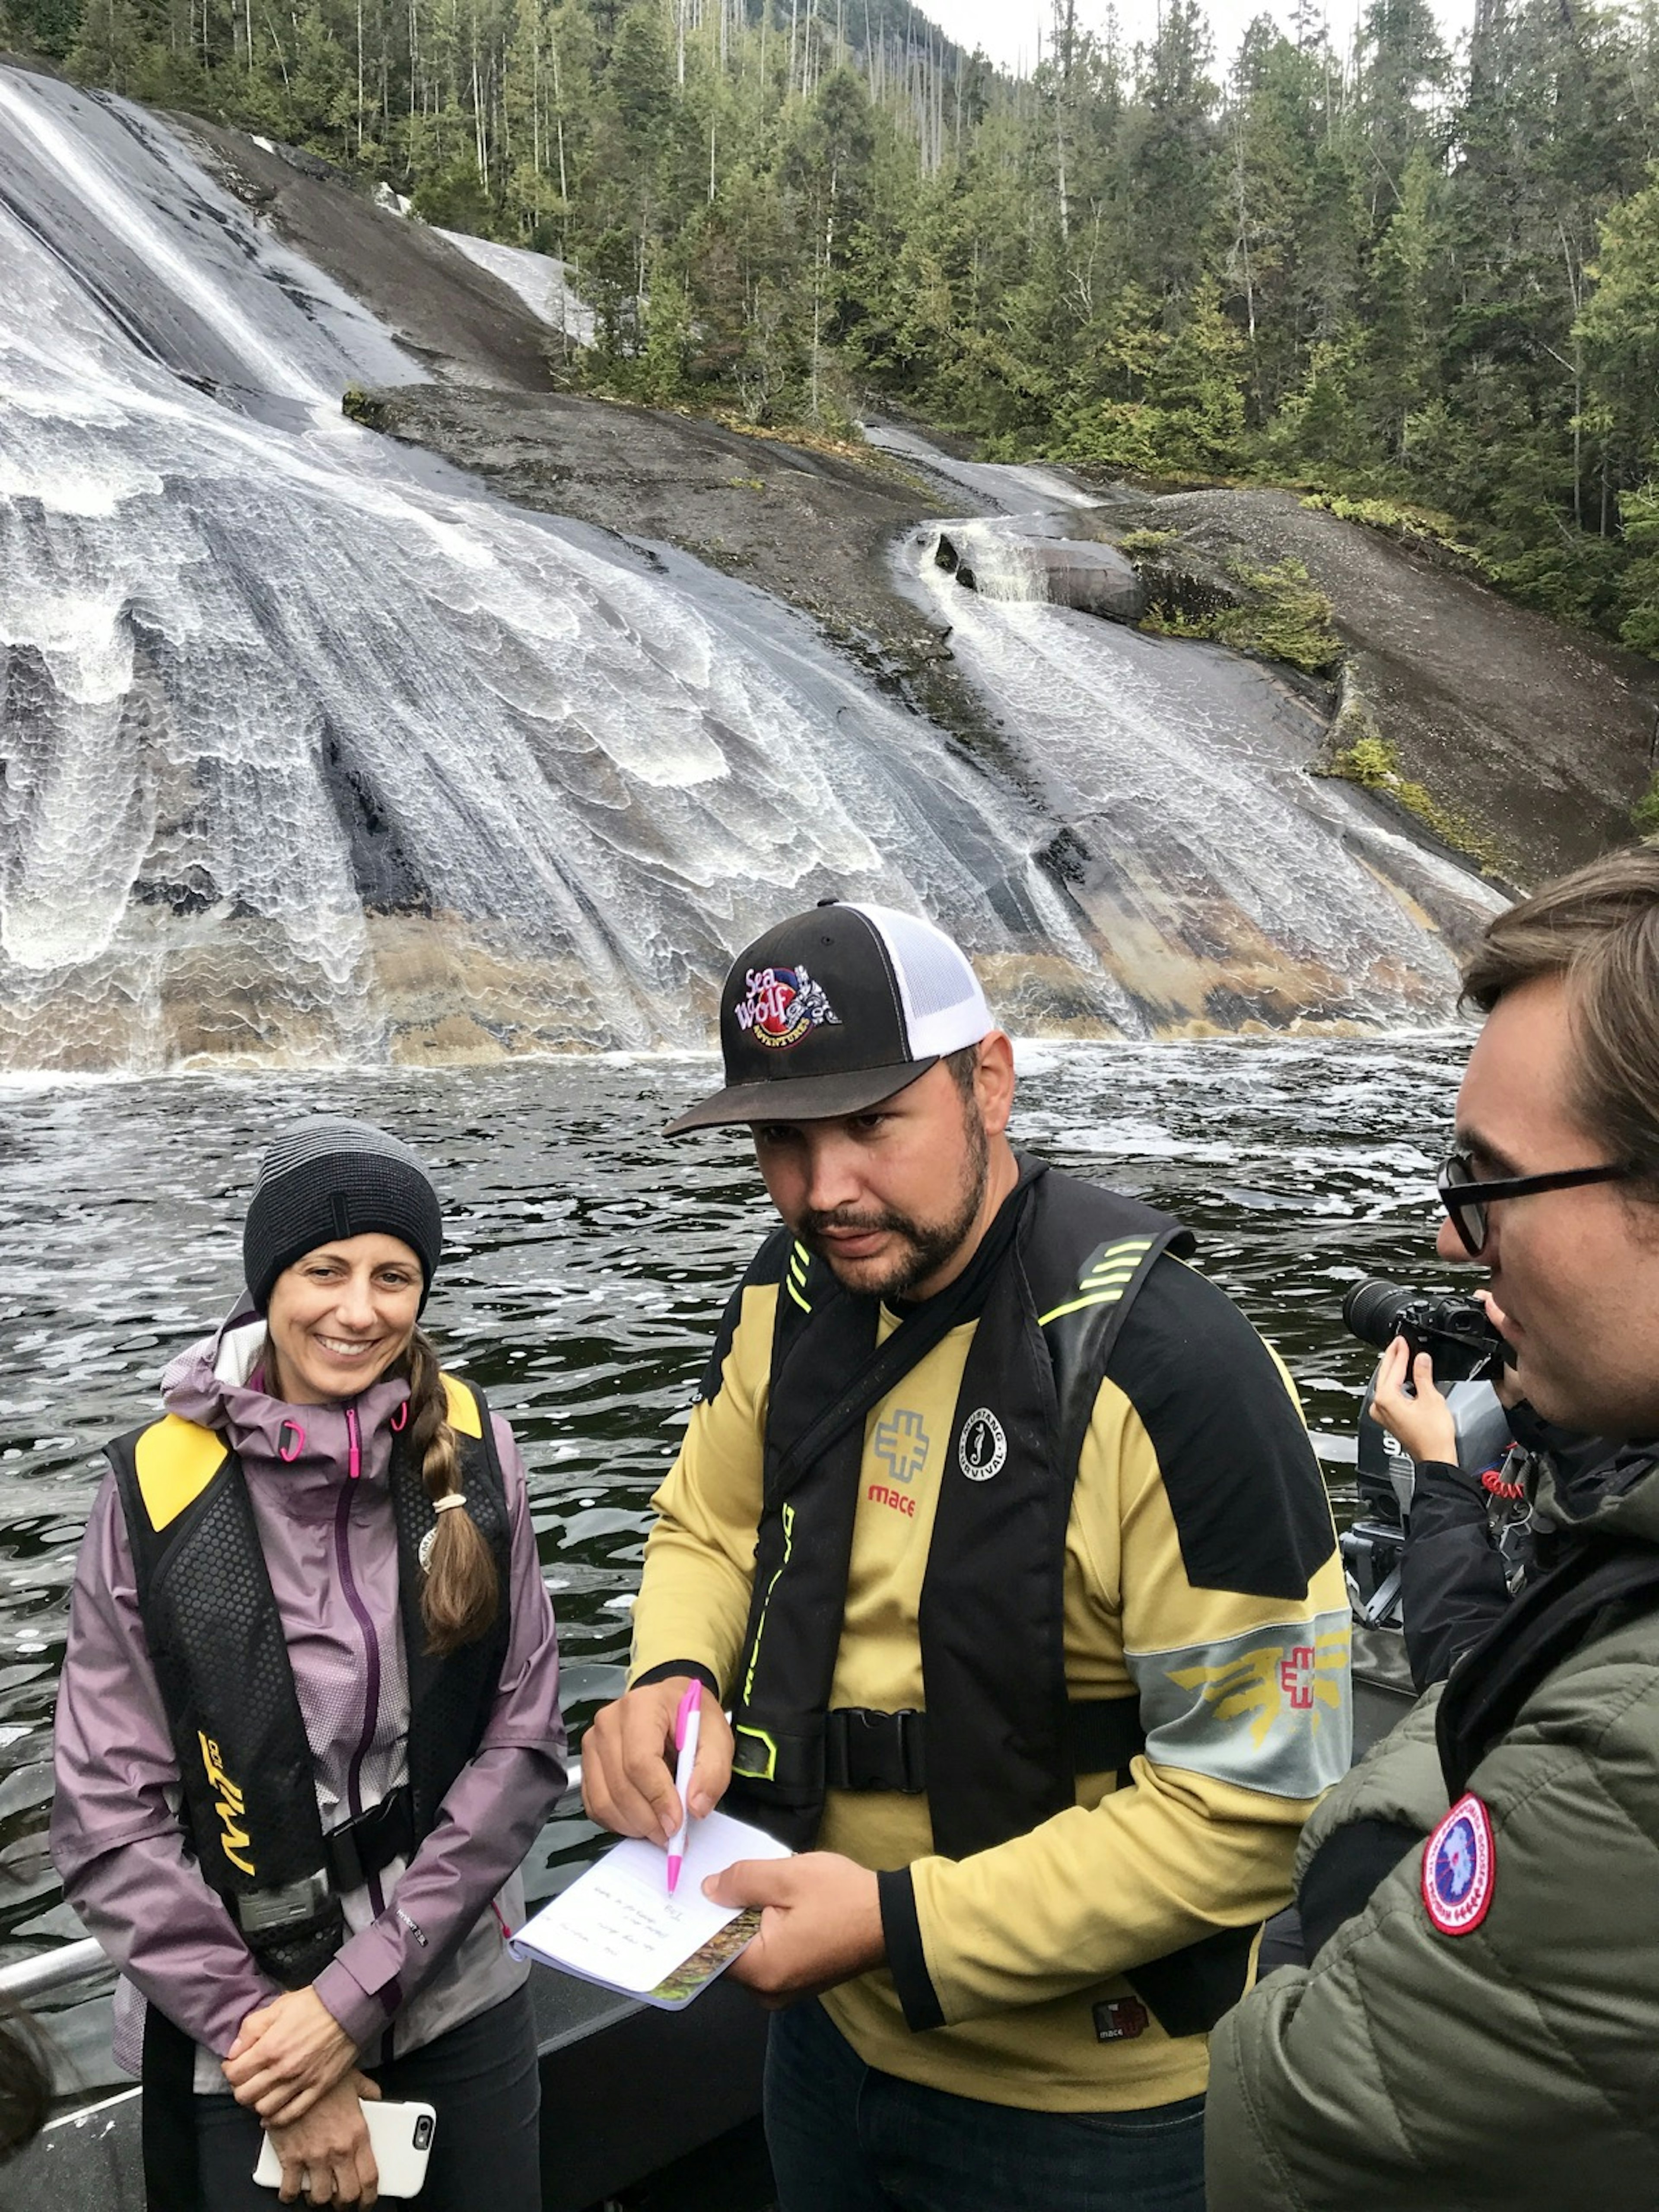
[105,1371,512,1989]
[721,1161,1192,1858]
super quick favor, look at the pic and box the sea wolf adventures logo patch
[734,964,840,1051]
[1422,1792,1495,1936]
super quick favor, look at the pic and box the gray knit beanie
[242,1117,444,1314]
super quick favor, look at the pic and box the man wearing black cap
[583,901,1350,2212]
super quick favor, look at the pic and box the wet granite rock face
[168,118,1653,890]
[1094,489,1659,889]
[934,525,1147,621]
[350,381,1006,749]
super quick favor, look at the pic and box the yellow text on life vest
[197,1731,256,1877]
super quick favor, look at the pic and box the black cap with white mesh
[664,902,994,1134]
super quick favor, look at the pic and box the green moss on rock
[341,385,387,429]
[1299,493,1491,578]
[1320,714,1508,875]
[1213,557,1342,674]
[1133,551,1340,674]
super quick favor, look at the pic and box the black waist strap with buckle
[232,1784,416,1939]
[819,1697,1145,1796]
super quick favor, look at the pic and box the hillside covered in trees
[9,0,1659,658]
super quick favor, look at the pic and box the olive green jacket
[1207,1450,1659,2212]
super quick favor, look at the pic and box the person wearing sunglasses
[1207,845,1659,2212]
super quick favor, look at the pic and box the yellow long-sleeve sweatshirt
[630,1245,1351,2112]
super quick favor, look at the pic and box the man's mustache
[801,1208,916,1240]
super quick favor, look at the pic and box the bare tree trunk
[549,23,568,211]
[472,43,487,186]
[1234,101,1259,408]
[1053,0,1075,239]
[1559,222,1586,531]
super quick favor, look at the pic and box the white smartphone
[253,2098,437,2199]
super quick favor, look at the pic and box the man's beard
[800,1107,990,1301]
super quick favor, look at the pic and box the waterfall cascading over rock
[860,416,1504,1029]
[0,71,1501,1075]
[896,512,1505,1031]
[435,229,596,350]
[0,70,1127,1071]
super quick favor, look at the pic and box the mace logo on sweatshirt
[198,1729,256,1877]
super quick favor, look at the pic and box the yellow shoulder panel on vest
[442,1374,483,1439]
[133,1415,229,1533]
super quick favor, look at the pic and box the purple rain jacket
[50,1313,566,2091]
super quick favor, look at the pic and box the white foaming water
[861,420,1103,515]
[0,70,1499,1074]
[0,73,413,412]
[435,229,596,349]
[903,519,1505,1027]
[0,73,1131,1072]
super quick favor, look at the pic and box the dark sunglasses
[1437,1143,1636,1256]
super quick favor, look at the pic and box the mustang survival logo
[733,963,841,1051]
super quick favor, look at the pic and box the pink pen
[666,1681,702,1896]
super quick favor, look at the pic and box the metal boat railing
[0,1757,586,2007]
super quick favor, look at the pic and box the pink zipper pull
[346,1405,361,1482]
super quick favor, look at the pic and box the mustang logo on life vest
[733,964,840,1051]
[197,1730,256,1877]
[958,1408,1007,1482]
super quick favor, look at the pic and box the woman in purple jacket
[51,1119,566,2210]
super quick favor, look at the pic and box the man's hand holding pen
[583,1675,886,2004]
[581,1673,734,1843]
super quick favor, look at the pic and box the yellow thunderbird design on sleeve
[1128,1613,1353,1799]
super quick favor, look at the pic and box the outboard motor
[1341,1279,1515,1630]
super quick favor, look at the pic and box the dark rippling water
[0,1037,1470,2048]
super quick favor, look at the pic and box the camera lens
[1343,1278,1416,1351]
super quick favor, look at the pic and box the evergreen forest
[11,0,1659,657]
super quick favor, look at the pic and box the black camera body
[1341,1278,1514,1628]
[1342,1278,1510,1385]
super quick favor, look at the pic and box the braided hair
[404,1327,499,1655]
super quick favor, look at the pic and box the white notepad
[509,1809,792,2009]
